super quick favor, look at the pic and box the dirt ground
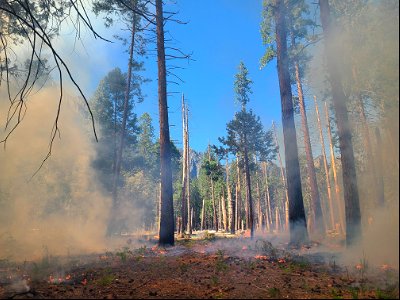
[0,233,399,299]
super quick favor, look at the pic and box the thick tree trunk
[314,96,335,231]
[274,0,308,246]
[294,58,325,237]
[324,101,345,235]
[156,0,174,246]
[319,0,361,246]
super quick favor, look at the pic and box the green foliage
[97,273,116,286]
[234,61,253,109]
[220,110,275,161]
[267,287,281,298]
[203,231,216,241]
[115,247,131,263]
[375,287,399,299]
[260,0,277,69]
[215,250,228,273]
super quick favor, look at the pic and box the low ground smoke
[0,88,112,260]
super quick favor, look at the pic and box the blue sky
[66,0,284,153]
[58,0,281,151]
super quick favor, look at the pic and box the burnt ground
[0,233,399,299]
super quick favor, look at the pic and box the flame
[65,274,71,280]
[381,264,390,271]
[254,255,268,260]
[355,264,363,270]
[242,246,247,250]
[278,258,286,263]
[81,278,87,285]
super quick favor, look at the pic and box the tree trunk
[274,0,308,246]
[211,179,218,232]
[108,10,137,236]
[255,158,263,231]
[226,159,235,234]
[275,206,280,232]
[221,188,228,231]
[156,0,174,246]
[293,55,325,237]
[319,0,362,246]
[201,197,206,231]
[236,157,242,231]
[185,104,192,234]
[262,162,273,232]
[243,137,254,239]
[374,128,385,207]
[272,122,290,231]
[324,101,345,235]
[180,94,187,237]
[314,96,335,231]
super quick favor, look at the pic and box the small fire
[278,258,286,264]
[381,264,391,271]
[254,255,268,260]
[81,278,87,285]
[355,264,363,270]
[65,274,71,280]
[242,246,247,250]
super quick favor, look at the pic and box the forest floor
[0,231,399,299]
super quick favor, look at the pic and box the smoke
[0,87,113,260]
[303,1,399,271]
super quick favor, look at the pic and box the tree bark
[293,55,325,237]
[274,0,308,246]
[211,179,218,231]
[243,136,254,239]
[108,9,137,236]
[221,187,228,231]
[262,162,273,232]
[314,96,335,231]
[156,0,174,246]
[226,159,235,234]
[319,0,362,246]
[235,157,242,231]
[324,101,345,235]
[255,158,263,231]
[180,94,187,237]
[201,197,206,231]
[352,66,383,208]
[374,128,385,207]
[185,104,192,234]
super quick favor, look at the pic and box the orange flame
[255,255,268,260]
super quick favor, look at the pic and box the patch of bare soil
[0,235,398,299]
